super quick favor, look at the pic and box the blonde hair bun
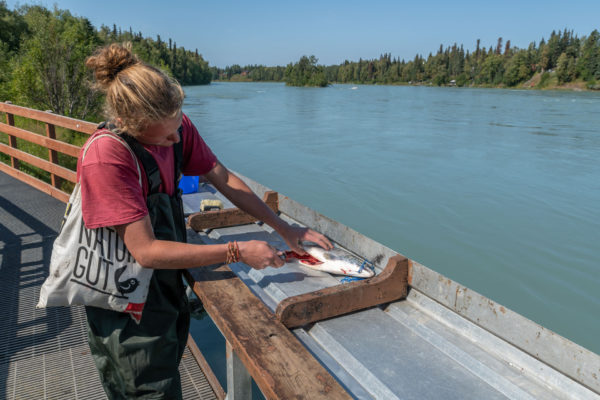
[86,42,184,135]
[86,42,139,89]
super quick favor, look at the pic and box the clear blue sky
[5,0,600,68]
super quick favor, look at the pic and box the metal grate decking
[0,171,217,399]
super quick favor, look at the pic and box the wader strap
[120,133,163,195]
[173,127,184,186]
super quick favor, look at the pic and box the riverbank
[517,71,597,91]
[212,71,599,91]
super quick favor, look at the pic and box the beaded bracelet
[226,241,240,264]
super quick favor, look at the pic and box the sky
[5,0,600,68]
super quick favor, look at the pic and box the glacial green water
[185,82,600,388]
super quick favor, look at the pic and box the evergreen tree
[10,6,103,118]
[578,30,600,80]
[504,40,511,56]
[284,55,328,87]
[556,52,570,83]
[0,2,211,119]
[504,51,533,86]
[0,1,28,100]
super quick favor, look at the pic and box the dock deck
[0,171,217,400]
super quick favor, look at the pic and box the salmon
[285,244,374,278]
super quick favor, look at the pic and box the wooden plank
[0,122,81,158]
[5,111,19,169]
[0,161,70,203]
[183,266,351,400]
[276,255,410,328]
[0,102,97,134]
[186,334,226,400]
[0,143,77,183]
[188,191,279,231]
[45,120,62,188]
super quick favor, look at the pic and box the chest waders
[85,127,190,400]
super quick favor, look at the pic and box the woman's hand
[280,225,333,254]
[205,163,332,257]
[238,240,286,270]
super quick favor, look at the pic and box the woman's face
[136,113,183,147]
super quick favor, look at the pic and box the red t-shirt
[77,114,218,229]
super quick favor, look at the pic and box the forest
[214,29,600,89]
[0,2,211,121]
[2,1,600,110]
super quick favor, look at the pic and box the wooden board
[0,162,70,203]
[276,255,410,328]
[0,142,77,182]
[0,122,81,158]
[188,191,278,231]
[184,265,351,400]
[0,102,97,134]
[5,111,19,169]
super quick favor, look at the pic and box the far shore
[209,78,600,92]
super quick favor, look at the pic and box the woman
[82,42,331,399]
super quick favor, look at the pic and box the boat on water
[183,173,600,400]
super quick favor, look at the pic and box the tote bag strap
[81,133,143,187]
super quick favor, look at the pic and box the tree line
[210,56,328,87]
[0,2,211,120]
[210,64,286,82]
[213,29,600,88]
[284,55,328,87]
[2,0,599,103]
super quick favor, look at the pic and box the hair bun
[86,42,139,89]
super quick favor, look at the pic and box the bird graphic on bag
[114,265,140,295]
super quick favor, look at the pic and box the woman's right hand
[237,240,285,269]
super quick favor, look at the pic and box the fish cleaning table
[183,174,600,400]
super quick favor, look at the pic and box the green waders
[85,129,190,400]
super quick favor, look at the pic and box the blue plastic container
[178,175,199,194]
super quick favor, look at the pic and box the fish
[285,244,374,278]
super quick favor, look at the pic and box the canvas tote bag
[37,133,152,323]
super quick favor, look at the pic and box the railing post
[44,110,62,189]
[225,341,251,400]
[5,101,19,170]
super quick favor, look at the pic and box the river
[184,82,600,390]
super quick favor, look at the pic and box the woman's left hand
[280,224,333,254]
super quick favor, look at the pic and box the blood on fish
[285,251,323,266]
[284,247,374,278]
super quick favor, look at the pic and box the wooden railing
[0,103,351,399]
[0,101,96,202]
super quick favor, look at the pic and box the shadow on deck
[0,171,216,399]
